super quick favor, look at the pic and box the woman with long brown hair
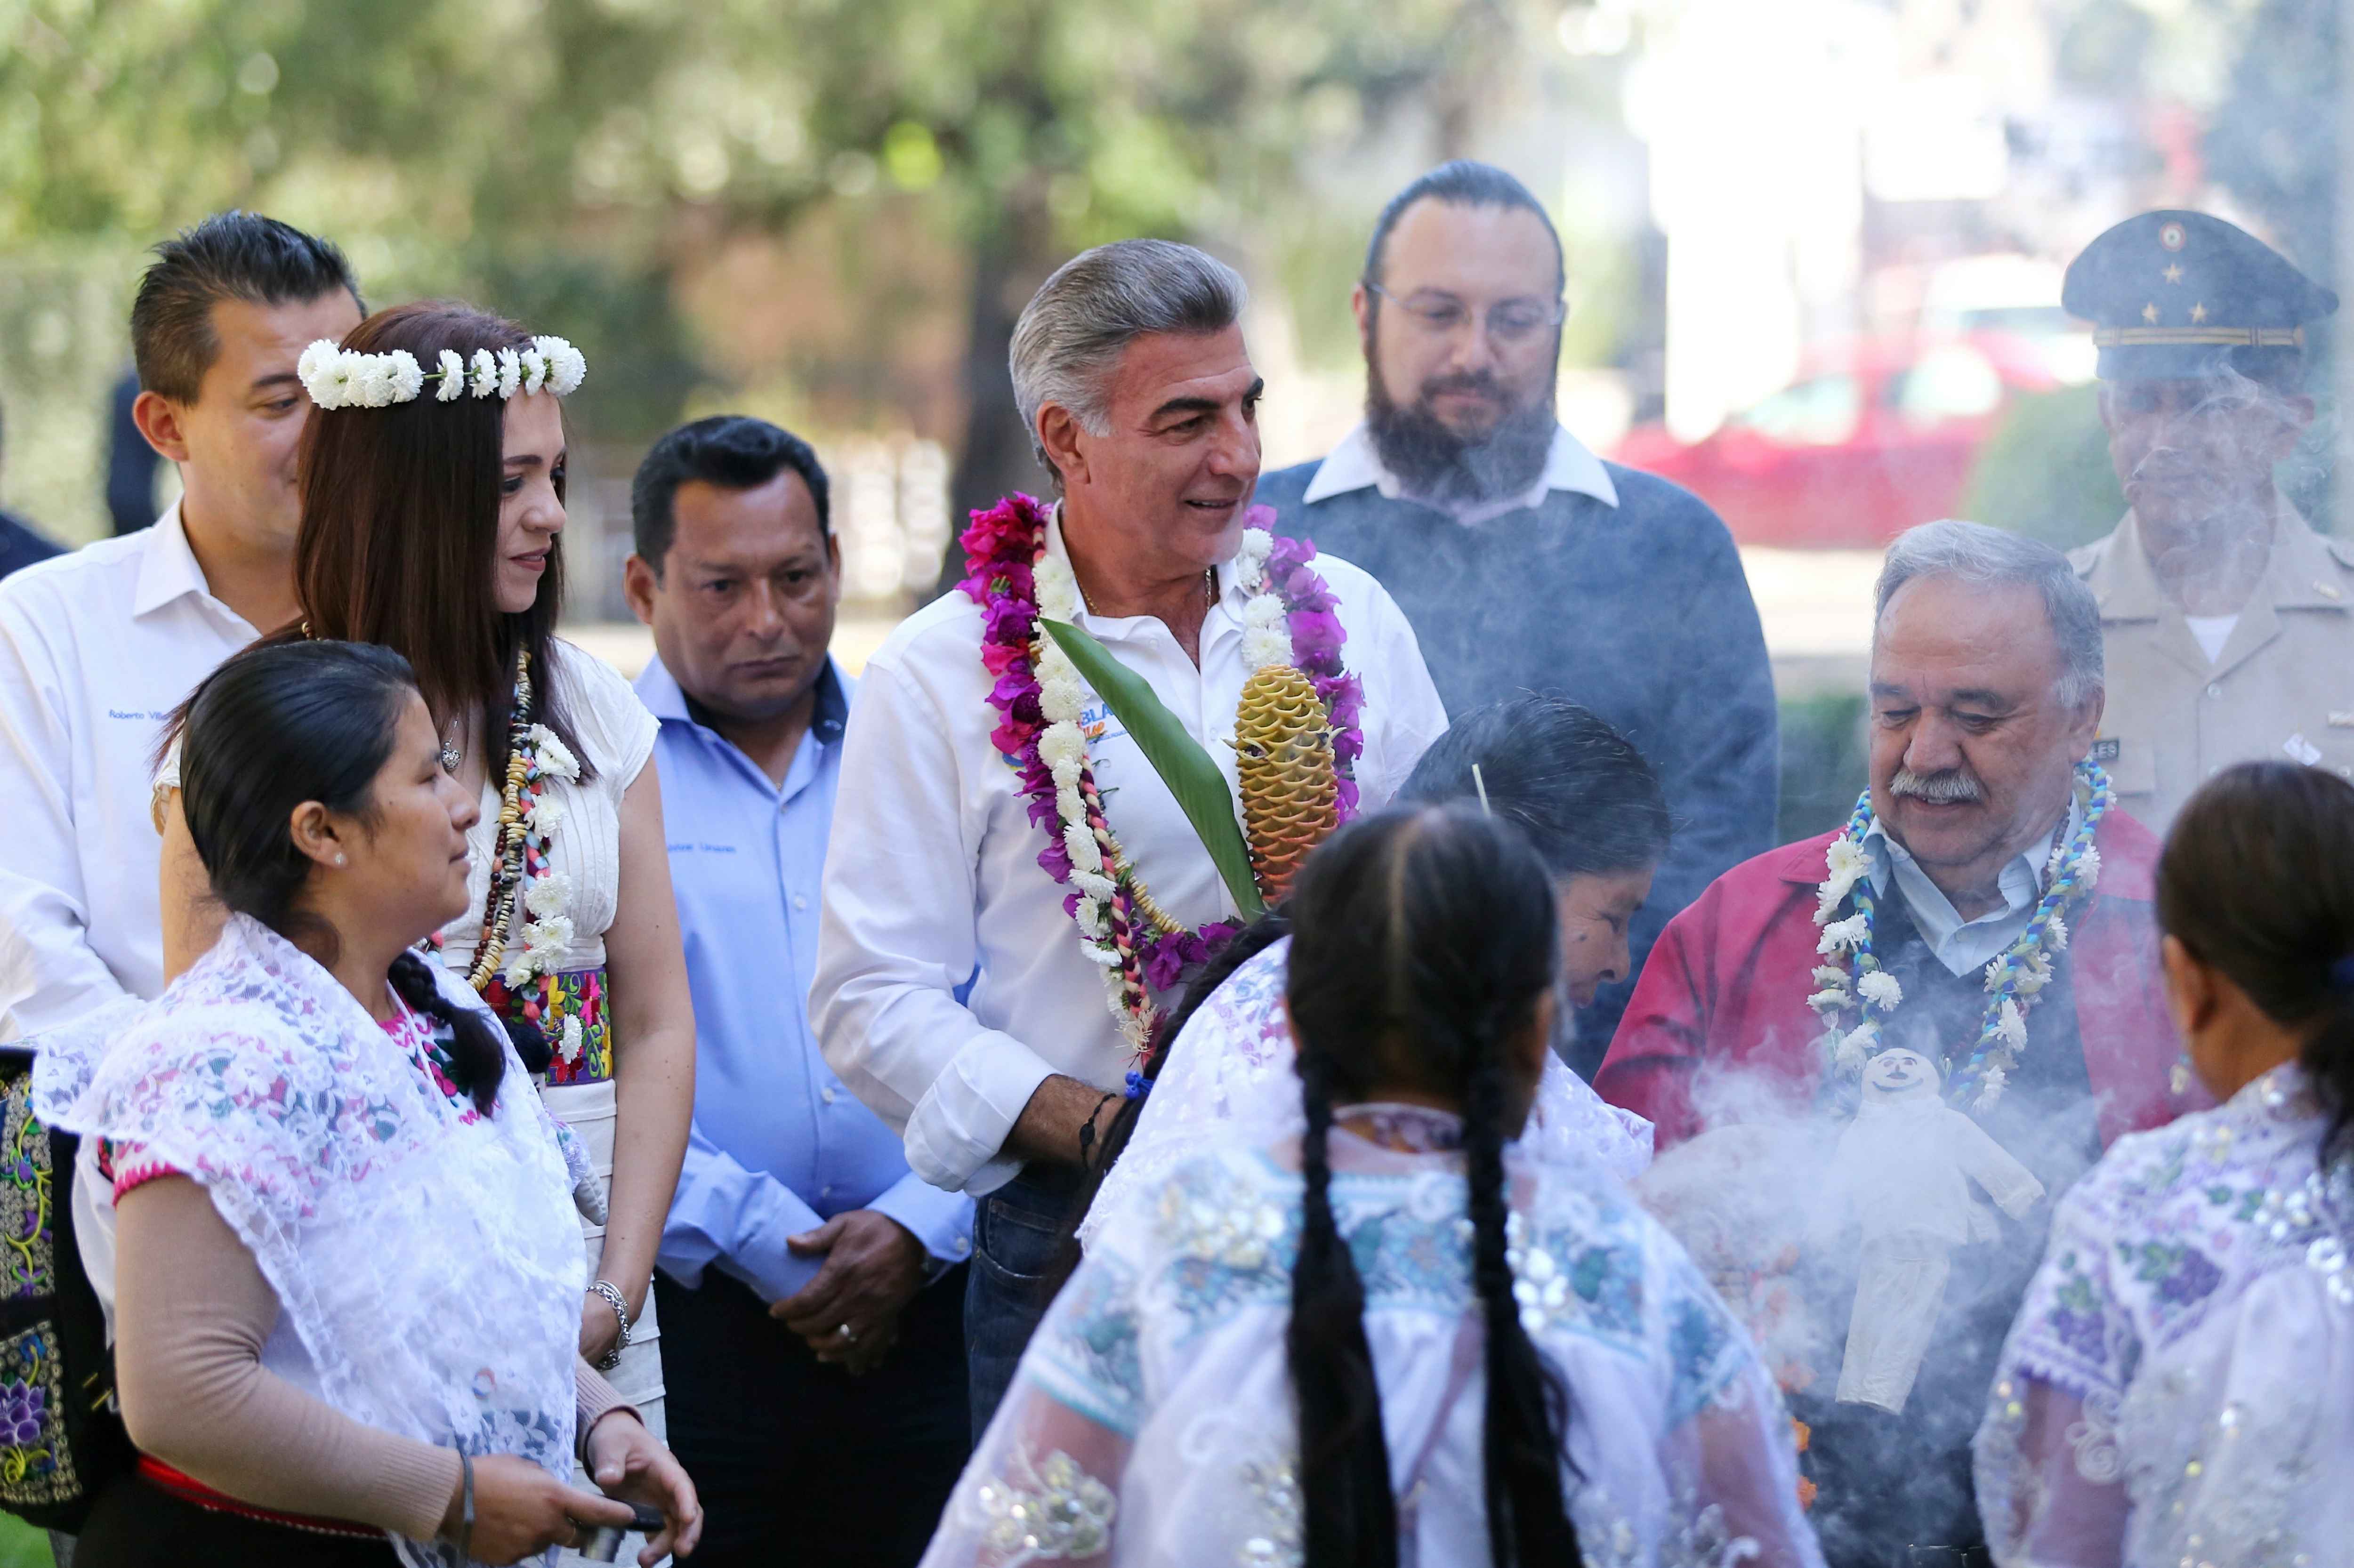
[159,304,696,1540]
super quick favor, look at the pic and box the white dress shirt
[814,510,1448,1195]
[1300,420,1621,527]
[1860,794,2081,978]
[0,505,259,1038]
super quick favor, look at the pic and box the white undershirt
[2185,613,2239,665]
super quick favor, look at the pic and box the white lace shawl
[32,917,587,1568]
[1080,936,1654,1250]
[1974,1061,2354,1568]
[927,1127,1821,1568]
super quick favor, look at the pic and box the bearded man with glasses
[1254,160,1778,1071]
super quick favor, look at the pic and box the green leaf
[1041,619,1265,921]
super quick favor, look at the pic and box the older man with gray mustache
[1597,519,2200,1564]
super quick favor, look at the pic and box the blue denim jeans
[963,1163,1082,1440]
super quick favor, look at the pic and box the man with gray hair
[814,239,1447,1428]
[1598,518,2195,1563]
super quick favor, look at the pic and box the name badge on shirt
[2286,732,2325,767]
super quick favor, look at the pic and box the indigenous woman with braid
[919,805,1822,1568]
[37,640,700,1566]
[1076,695,1666,1258]
[1977,761,2354,1562]
[154,306,696,1509]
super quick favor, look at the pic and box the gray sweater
[1253,458,1779,1072]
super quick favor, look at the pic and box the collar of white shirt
[132,502,224,619]
[1046,502,1260,627]
[1298,420,1620,526]
[1861,791,2083,979]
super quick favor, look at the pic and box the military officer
[2063,209,2347,833]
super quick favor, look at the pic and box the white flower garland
[495,724,583,996]
[1807,764,2111,1112]
[1035,526,1290,1047]
[299,335,587,411]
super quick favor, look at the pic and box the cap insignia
[2142,302,2161,324]
[2190,302,2208,324]
[2162,263,2184,284]
[2160,221,2187,251]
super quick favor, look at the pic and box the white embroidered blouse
[1082,936,1654,1251]
[1975,1061,2354,1567]
[925,1115,1821,1568]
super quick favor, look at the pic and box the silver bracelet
[588,1279,633,1372]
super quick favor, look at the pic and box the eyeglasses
[1366,284,1567,347]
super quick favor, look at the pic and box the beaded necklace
[463,647,579,993]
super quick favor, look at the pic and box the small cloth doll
[1817,1046,2045,1413]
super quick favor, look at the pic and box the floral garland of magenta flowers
[960,493,1362,1054]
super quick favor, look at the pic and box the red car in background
[1611,334,2062,548]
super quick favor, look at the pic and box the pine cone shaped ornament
[1234,663,1340,902]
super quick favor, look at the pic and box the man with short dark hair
[1254,161,1779,1070]
[0,211,362,1039]
[0,401,64,580]
[2061,210,2351,832]
[628,416,973,1568]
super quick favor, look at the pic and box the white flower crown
[297,336,588,411]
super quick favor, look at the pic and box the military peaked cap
[2063,209,2337,380]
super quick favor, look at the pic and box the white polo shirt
[0,505,260,1038]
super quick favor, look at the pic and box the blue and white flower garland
[1808,761,2112,1113]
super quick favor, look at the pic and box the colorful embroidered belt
[483,965,614,1086]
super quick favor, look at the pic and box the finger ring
[836,1323,857,1343]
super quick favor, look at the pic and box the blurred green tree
[1,0,1564,535]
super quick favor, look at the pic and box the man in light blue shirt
[629,416,972,1568]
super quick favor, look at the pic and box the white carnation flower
[519,348,549,395]
[1975,1069,2008,1111]
[1064,822,1104,875]
[528,725,580,781]
[2075,844,2101,887]
[470,349,500,398]
[1241,626,1293,670]
[1082,941,1125,969]
[561,1014,585,1063]
[1807,987,1850,1014]
[1074,897,1105,940]
[1814,965,1850,988]
[524,913,574,955]
[497,347,523,399]
[529,794,567,833]
[1834,1024,1876,1075]
[1056,784,1085,825]
[534,336,588,395]
[1071,868,1117,901]
[1817,914,1868,954]
[1038,724,1086,770]
[2046,911,2070,952]
[1033,556,1079,619]
[1242,594,1287,630]
[434,349,466,402]
[298,340,345,407]
[387,349,425,403]
[1995,997,2028,1050]
[350,355,395,408]
[501,951,538,988]
[1048,756,1083,790]
[522,872,572,920]
[1825,836,1869,882]
[1857,970,1903,1013]
[1237,527,1273,565]
[1039,674,1087,724]
[1983,957,2007,992]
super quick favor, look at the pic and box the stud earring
[334,853,348,867]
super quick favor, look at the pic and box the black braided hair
[1286,805,1575,1567]
[2158,761,2354,1164]
[169,638,509,1112]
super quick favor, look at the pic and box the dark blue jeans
[963,1163,1083,1439]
